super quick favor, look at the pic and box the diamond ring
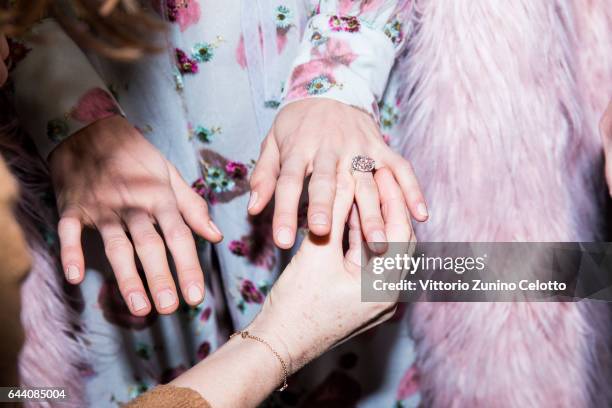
[351,155,376,173]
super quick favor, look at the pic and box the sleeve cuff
[280,13,396,121]
[10,19,123,160]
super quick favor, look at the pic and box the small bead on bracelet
[230,330,289,392]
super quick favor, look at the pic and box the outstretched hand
[249,99,427,252]
[50,115,222,315]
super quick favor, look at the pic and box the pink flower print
[396,364,420,400]
[225,161,248,180]
[70,88,121,124]
[191,177,218,205]
[337,0,354,15]
[229,239,250,257]
[197,149,250,203]
[317,37,358,66]
[286,37,357,99]
[200,306,212,322]
[167,0,201,32]
[197,341,211,361]
[358,0,387,14]
[329,15,360,33]
[286,60,336,99]
[240,279,264,304]
[176,48,198,74]
[235,36,247,69]
[277,30,289,53]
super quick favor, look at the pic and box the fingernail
[276,227,293,246]
[247,192,258,211]
[66,265,80,281]
[417,203,428,218]
[187,285,203,303]
[209,220,222,236]
[310,213,328,226]
[157,290,176,309]
[130,293,148,312]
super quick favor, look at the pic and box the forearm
[170,332,285,408]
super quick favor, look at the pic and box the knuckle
[147,273,173,289]
[58,217,80,234]
[61,242,81,253]
[104,235,132,254]
[134,231,163,249]
[276,173,302,190]
[335,175,353,194]
[274,209,297,223]
[167,225,193,243]
[308,202,331,215]
[178,266,202,279]
[117,276,143,292]
[308,176,335,196]
[362,215,384,230]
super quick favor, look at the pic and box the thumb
[169,165,223,242]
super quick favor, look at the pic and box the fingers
[249,134,280,215]
[98,216,151,316]
[388,153,428,222]
[329,171,355,245]
[124,210,179,313]
[344,204,363,268]
[169,165,222,242]
[307,151,337,235]
[58,207,85,284]
[353,169,387,253]
[272,155,307,249]
[154,206,205,307]
[375,167,414,244]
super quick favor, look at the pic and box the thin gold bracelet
[230,330,289,392]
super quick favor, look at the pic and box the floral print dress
[10,1,420,406]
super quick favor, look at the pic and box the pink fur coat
[401,0,612,406]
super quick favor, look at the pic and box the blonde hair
[0,0,165,60]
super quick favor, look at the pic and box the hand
[0,34,9,86]
[601,101,612,195]
[50,115,222,315]
[248,98,426,252]
[167,168,414,408]
[247,167,415,371]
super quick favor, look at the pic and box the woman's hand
[169,168,414,407]
[248,98,426,251]
[50,115,222,315]
[601,101,612,195]
[247,167,415,371]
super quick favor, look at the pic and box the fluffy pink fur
[398,0,612,406]
[0,109,86,407]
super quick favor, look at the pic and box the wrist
[246,317,301,375]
